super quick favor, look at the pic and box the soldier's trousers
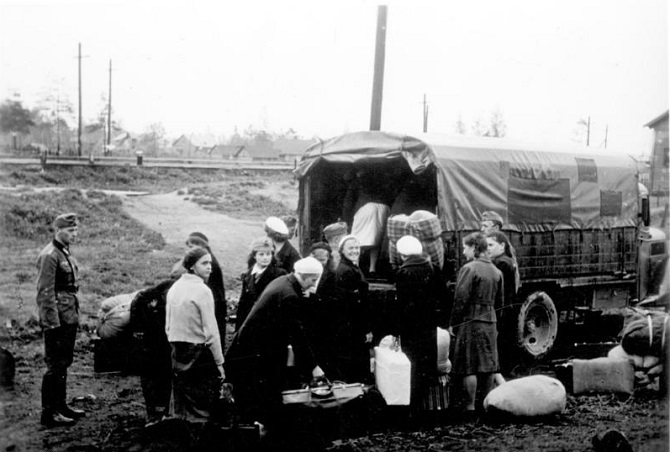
[42,324,77,412]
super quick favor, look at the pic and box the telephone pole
[369,5,387,131]
[77,43,83,157]
[423,94,429,133]
[586,116,591,146]
[107,59,112,153]
[56,96,61,155]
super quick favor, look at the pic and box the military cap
[53,213,78,229]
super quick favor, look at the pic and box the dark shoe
[60,406,86,419]
[41,411,76,427]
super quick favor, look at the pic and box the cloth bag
[96,291,139,339]
[387,211,444,270]
[374,344,411,405]
[483,375,566,417]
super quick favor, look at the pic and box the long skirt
[452,321,499,375]
[169,342,220,423]
[352,202,390,247]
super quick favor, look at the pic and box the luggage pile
[387,211,443,270]
[609,310,669,392]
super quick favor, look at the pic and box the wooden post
[369,5,387,131]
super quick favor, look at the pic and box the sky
[0,0,667,155]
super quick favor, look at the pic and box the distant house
[241,144,280,161]
[275,138,315,163]
[208,144,245,160]
[172,135,196,156]
[644,111,669,195]
[110,131,136,155]
[172,133,218,157]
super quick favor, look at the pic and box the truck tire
[516,291,558,359]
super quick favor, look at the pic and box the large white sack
[642,355,660,370]
[607,345,644,368]
[99,291,138,314]
[374,346,411,405]
[96,291,138,339]
[483,375,566,417]
[436,327,451,374]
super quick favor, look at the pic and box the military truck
[294,131,668,362]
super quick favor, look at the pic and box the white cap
[265,216,289,235]
[293,256,324,275]
[397,235,423,256]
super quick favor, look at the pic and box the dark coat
[449,257,503,375]
[492,255,516,313]
[225,274,318,424]
[330,256,372,382]
[236,265,287,331]
[307,265,339,376]
[491,254,517,372]
[208,255,227,343]
[129,279,175,417]
[274,241,301,274]
[395,255,442,404]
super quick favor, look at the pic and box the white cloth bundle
[484,375,566,417]
[374,340,411,405]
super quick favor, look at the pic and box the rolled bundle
[387,210,443,269]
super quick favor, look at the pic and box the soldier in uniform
[36,213,85,427]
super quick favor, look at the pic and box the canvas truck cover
[294,131,639,233]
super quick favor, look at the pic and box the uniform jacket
[449,257,503,327]
[236,264,287,331]
[36,239,79,329]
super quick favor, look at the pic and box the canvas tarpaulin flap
[427,135,639,232]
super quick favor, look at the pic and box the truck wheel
[516,291,558,359]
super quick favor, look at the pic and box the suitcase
[282,382,366,407]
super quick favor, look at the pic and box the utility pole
[603,124,608,148]
[586,116,591,146]
[56,96,61,155]
[369,5,387,131]
[77,43,83,157]
[107,59,112,153]
[423,94,429,133]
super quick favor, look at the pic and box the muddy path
[122,190,264,288]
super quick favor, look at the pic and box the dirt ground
[1,184,668,452]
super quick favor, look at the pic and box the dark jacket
[130,279,174,347]
[208,254,227,336]
[395,254,442,404]
[236,265,287,331]
[36,239,79,329]
[449,257,503,328]
[274,241,301,274]
[225,274,319,420]
[330,256,372,382]
[492,255,516,315]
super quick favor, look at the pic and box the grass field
[0,189,173,332]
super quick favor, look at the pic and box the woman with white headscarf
[394,236,442,412]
